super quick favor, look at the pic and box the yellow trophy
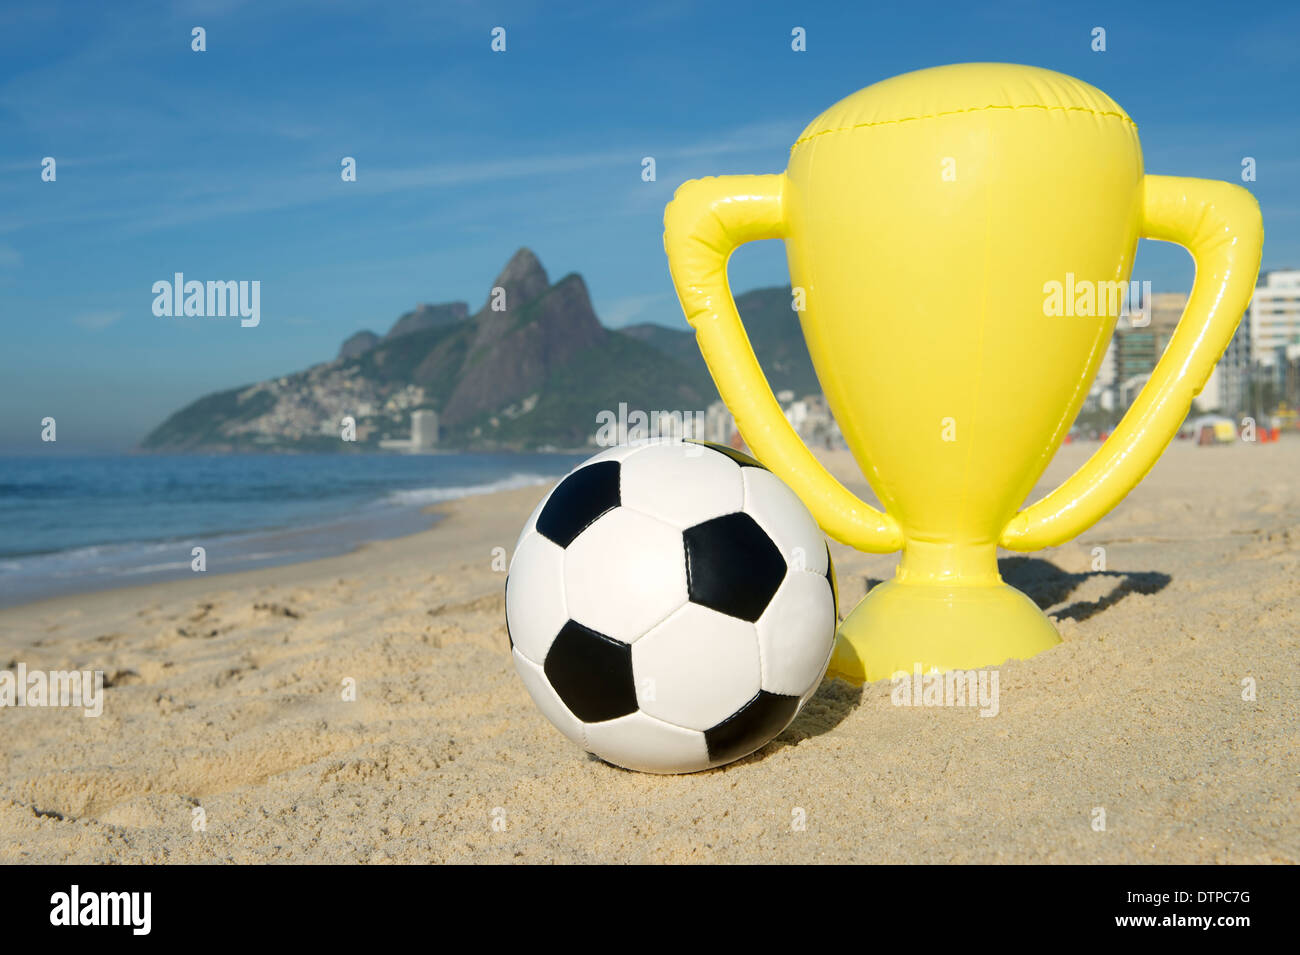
[663,63,1263,683]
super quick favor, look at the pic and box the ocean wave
[0,473,557,581]
[0,537,192,567]
[113,560,194,575]
[383,473,553,505]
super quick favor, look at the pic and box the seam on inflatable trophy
[791,103,1138,150]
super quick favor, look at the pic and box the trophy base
[827,579,1061,684]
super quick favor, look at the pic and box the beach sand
[1,441,1296,863]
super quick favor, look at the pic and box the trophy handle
[664,174,903,552]
[1001,174,1264,550]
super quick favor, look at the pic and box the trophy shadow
[730,557,1170,771]
[996,556,1171,622]
[847,560,1170,621]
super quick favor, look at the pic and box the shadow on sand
[742,678,864,768]
[600,557,1172,772]
[857,557,1171,624]
[759,557,1172,764]
[997,556,1171,622]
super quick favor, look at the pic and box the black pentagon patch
[705,690,800,765]
[683,512,786,622]
[684,439,767,470]
[825,545,838,620]
[536,461,620,547]
[543,620,637,723]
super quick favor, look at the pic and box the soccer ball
[505,439,838,773]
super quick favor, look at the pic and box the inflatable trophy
[663,63,1263,683]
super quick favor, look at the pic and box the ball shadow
[734,678,864,769]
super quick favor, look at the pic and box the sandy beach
[1,440,1295,864]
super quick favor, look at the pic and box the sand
[0,440,1296,863]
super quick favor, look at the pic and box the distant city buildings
[1085,270,1299,424]
[1284,345,1300,414]
[597,272,1300,452]
[1249,271,1300,412]
[1250,270,1300,363]
[1104,291,1184,411]
[595,397,844,453]
[1203,316,1252,415]
[782,394,844,449]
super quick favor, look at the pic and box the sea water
[0,452,584,607]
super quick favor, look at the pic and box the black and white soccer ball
[505,439,838,774]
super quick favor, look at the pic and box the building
[1108,293,1184,410]
[410,409,438,450]
[1091,337,1118,412]
[1119,373,1151,409]
[1084,282,1266,418]
[1201,316,1252,415]
[783,394,843,449]
[379,409,438,452]
[702,395,843,450]
[1283,345,1300,410]
[1250,270,1300,366]
[805,395,845,449]
[1105,291,1252,416]
[784,398,809,433]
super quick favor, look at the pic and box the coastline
[0,481,551,639]
[0,504,440,611]
[0,453,583,611]
[0,443,1295,863]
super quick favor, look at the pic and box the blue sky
[0,0,1296,450]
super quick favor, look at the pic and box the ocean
[0,452,586,608]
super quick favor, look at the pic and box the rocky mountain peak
[144,250,810,452]
[486,247,549,311]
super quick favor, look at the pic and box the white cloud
[73,309,123,330]
[0,115,797,238]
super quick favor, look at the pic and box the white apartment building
[1250,270,1300,366]
[1201,316,1252,414]
[1093,337,1117,411]
[410,409,439,450]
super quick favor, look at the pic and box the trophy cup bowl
[664,63,1262,683]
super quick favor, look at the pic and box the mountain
[384,302,469,341]
[621,286,821,397]
[440,250,606,429]
[619,322,699,367]
[338,330,379,359]
[139,250,819,452]
[731,287,823,396]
